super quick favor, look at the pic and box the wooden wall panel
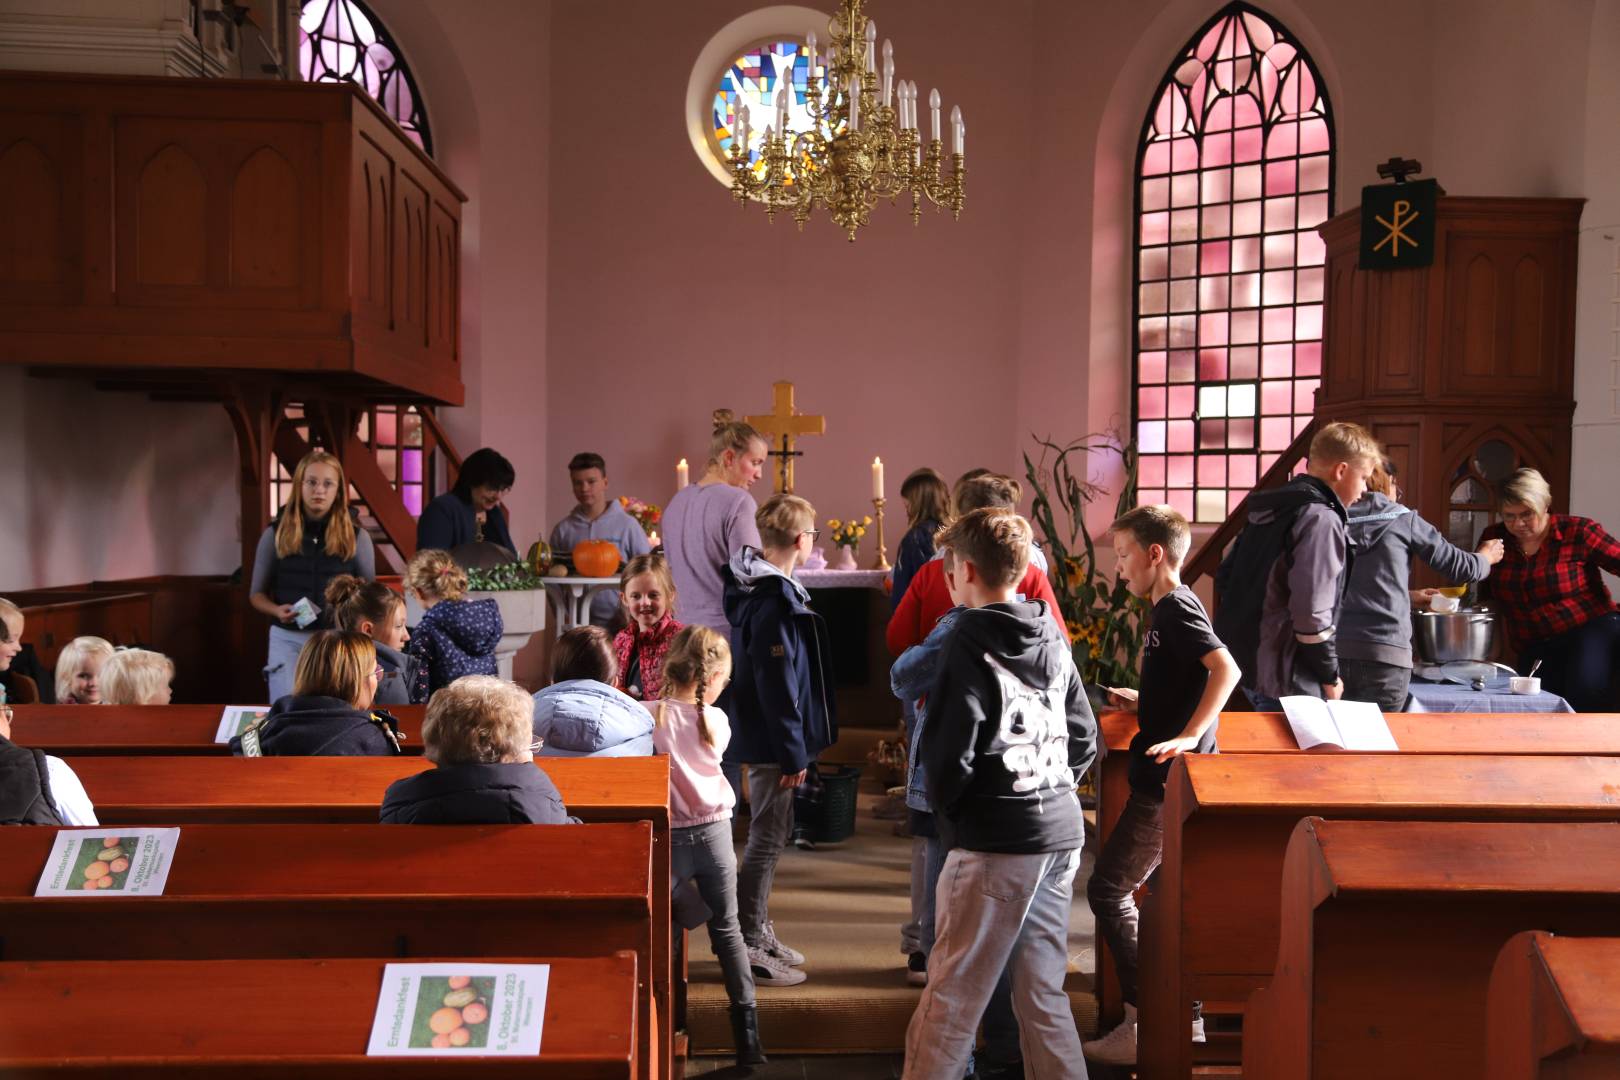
[0,113,84,306]
[396,170,428,347]
[1441,231,1570,398]
[135,144,207,286]
[229,147,299,289]
[351,133,393,330]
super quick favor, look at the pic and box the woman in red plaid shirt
[1478,468,1620,710]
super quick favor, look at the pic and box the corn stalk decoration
[1023,431,1147,693]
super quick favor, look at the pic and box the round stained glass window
[711,40,823,180]
[299,0,432,156]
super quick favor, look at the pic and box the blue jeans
[737,764,795,945]
[672,819,755,1007]
[1244,686,1283,712]
[264,625,313,703]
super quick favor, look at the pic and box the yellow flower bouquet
[826,516,872,550]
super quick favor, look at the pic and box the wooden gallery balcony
[0,70,466,406]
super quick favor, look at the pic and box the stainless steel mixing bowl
[1413,609,1498,664]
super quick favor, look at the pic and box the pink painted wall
[3,0,1614,594]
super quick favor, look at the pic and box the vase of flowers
[826,516,870,571]
[618,495,662,543]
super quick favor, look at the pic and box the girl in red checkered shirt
[1479,468,1620,710]
[614,553,684,702]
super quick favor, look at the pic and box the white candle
[849,73,860,131]
[736,105,748,155]
[881,40,894,108]
[872,457,884,499]
[677,459,689,490]
[777,83,789,134]
[905,81,916,129]
[806,31,816,77]
[930,88,941,143]
[951,105,963,155]
[865,20,876,71]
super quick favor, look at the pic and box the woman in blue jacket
[416,448,517,555]
[532,627,654,757]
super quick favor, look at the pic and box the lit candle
[865,20,876,72]
[930,88,941,143]
[881,40,894,108]
[849,73,860,131]
[872,457,884,499]
[677,459,689,490]
[951,105,963,155]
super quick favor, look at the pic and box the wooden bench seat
[0,953,638,1078]
[10,703,427,755]
[1093,711,1620,1024]
[1487,931,1620,1080]
[1242,819,1620,1080]
[1137,753,1620,1080]
[59,754,673,1080]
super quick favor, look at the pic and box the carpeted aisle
[686,781,1101,1056]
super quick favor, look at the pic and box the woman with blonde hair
[661,410,769,632]
[54,636,115,705]
[404,549,502,699]
[99,648,175,705]
[1478,467,1620,709]
[229,630,401,756]
[248,451,376,703]
[381,675,574,824]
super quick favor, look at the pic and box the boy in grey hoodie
[1341,460,1504,709]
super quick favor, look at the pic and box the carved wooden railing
[418,406,464,484]
[1183,416,1322,590]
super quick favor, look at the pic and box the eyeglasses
[371,664,385,679]
[802,529,821,542]
[1501,510,1541,526]
[527,738,545,754]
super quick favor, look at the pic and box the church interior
[2,0,1619,1076]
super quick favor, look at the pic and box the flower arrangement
[1023,430,1148,694]
[466,561,549,592]
[618,495,661,533]
[827,516,872,549]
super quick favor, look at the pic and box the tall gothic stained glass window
[300,0,432,155]
[1133,4,1333,523]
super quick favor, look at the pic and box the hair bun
[712,408,735,430]
[325,575,361,604]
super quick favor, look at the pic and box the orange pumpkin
[572,539,622,578]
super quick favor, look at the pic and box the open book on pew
[1279,696,1400,752]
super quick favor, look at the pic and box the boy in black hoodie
[903,508,1097,1080]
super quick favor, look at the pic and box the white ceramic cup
[1509,676,1541,696]
[1429,594,1461,613]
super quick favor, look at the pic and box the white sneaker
[761,921,806,966]
[1083,1003,1137,1066]
[748,945,807,987]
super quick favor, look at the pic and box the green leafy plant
[1023,430,1148,693]
[466,561,548,592]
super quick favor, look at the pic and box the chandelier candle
[724,0,966,241]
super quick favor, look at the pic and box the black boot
[729,1003,768,1068]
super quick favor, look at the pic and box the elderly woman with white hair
[1478,467,1620,710]
[379,675,577,824]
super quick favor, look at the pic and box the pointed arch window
[299,0,433,155]
[1132,3,1333,522]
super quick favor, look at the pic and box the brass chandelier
[727,0,966,242]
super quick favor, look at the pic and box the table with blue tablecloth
[1407,674,1575,713]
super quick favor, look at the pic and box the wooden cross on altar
[746,381,825,494]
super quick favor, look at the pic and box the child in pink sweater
[648,625,764,1068]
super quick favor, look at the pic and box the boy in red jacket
[887,475,1065,657]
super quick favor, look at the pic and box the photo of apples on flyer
[34,828,180,897]
[366,963,549,1057]
[213,705,269,743]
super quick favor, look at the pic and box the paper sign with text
[35,828,180,897]
[214,706,270,743]
[366,963,549,1057]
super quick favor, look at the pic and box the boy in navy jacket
[722,493,835,987]
[904,508,1097,1080]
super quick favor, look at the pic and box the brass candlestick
[870,497,891,571]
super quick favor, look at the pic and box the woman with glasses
[229,631,402,756]
[249,451,376,703]
[381,675,575,825]
[1478,467,1620,710]
[1338,458,1503,710]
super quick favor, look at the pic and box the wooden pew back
[1138,753,1620,1080]
[11,703,427,755]
[0,954,639,1078]
[1487,931,1620,1080]
[1242,819,1620,1080]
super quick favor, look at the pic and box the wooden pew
[1093,710,1620,1025]
[10,703,427,755]
[0,953,638,1078]
[1136,753,1620,1080]
[1241,819,1620,1080]
[0,823,651,967]
[61,754,673,1080]
[1486,932,1620,1080]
